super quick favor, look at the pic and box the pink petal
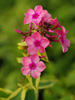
[25,37,35,46]
[36,61,46,72]
[41,37,50,48]
[55,30,62,36]
[14,29,21,34]
[24,17,32,24]
[33,17,41,25]
[21,67,30,75]
[50,35,57,39]
[32,32,42,40]
[64,39,70,47]
[28,45,37,54]
[38,46,45,53]
[48,29,54,33]
[34,6,43,13]
[25,9,34,15]
[30,54,40,64]
[22,57,31,66]
[40,10,47,17]
[62,45,68,53]
[31,69,41,78]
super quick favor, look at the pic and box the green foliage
[0,0,75,99]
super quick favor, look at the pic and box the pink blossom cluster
[15,5,70,78]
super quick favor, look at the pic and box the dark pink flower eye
[34,40,41,47]
[32,13,39,19]
[29,63,36,69]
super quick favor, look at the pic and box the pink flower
[42,13,52,22]
[58,36,70,53]
[21,54,46,78]
[24,6,47,25]
[25,32,50,54]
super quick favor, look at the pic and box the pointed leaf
[26,75,36,91]
[17,42,27,46]
[8,88,21,99]
[35,77,40,88]
[21,89,27,100]
[38,80,55,89]
[0,88,12,98]
[16,57,22,63]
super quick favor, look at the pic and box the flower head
[24,5,47,25]
[21,54,46,78]
[25,32,50,54]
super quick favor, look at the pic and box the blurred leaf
[21,89,27,100]
[38,80,55,89]
[22,52,28,57]
[0,88,12,98]
[37,51,50,62]
[26,75,36,91]
[35,77,40,88]
[16,57,22,63]
[66,70,75,86]
[25,90,35,100]
[8,88,21,99]
[17,42,27,46]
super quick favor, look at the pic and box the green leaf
[22,52,28,57]
[26,75,36,91]
[37,51,50,62]
[25,90,35,100]
[0,88,12,98]
[16,57,22,63]
[38,80,55,89]
[35,77,40,89]
[17,42,27,46]
[21,89,27,100]
[8,88,21,99]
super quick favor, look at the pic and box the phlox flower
[55,26,70,52]
[25,32,50,55]
[21,54,46,78]
[24,5,47,25]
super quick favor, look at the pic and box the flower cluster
[15,5,70,78]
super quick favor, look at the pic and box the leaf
[17,42,27,46]
[0,88,12,98]
[21,89,27,100]
[22,52,28,57]
[35,77,40,89]
[16,57,22,63]
[38,80,55,89]
[25,90,35,100]
[8,88,21,99]
[37,51,50,62]
[26,75,36,91]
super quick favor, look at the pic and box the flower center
[34,40,41,47]
[29,63,36,69]
[32,13,39,19]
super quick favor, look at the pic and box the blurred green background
[0,0,75,100]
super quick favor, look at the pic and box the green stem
[35,89,39,100]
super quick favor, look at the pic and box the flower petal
[41,37,50,48]
[31,69,41,78]
[25,37,35,46]
[62,45,68,53]
[22,57,31,66]
[34,6,43,13]
[24,17,32,24]
[28,45,37,54]
[36,61,46,72]
[25,9,34,15]
[38,46,45,53]
[40,10,47,17]
[64,39,70,47]
[30,54,40,64]
[21,67,30,75]
[32,32,42,40]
